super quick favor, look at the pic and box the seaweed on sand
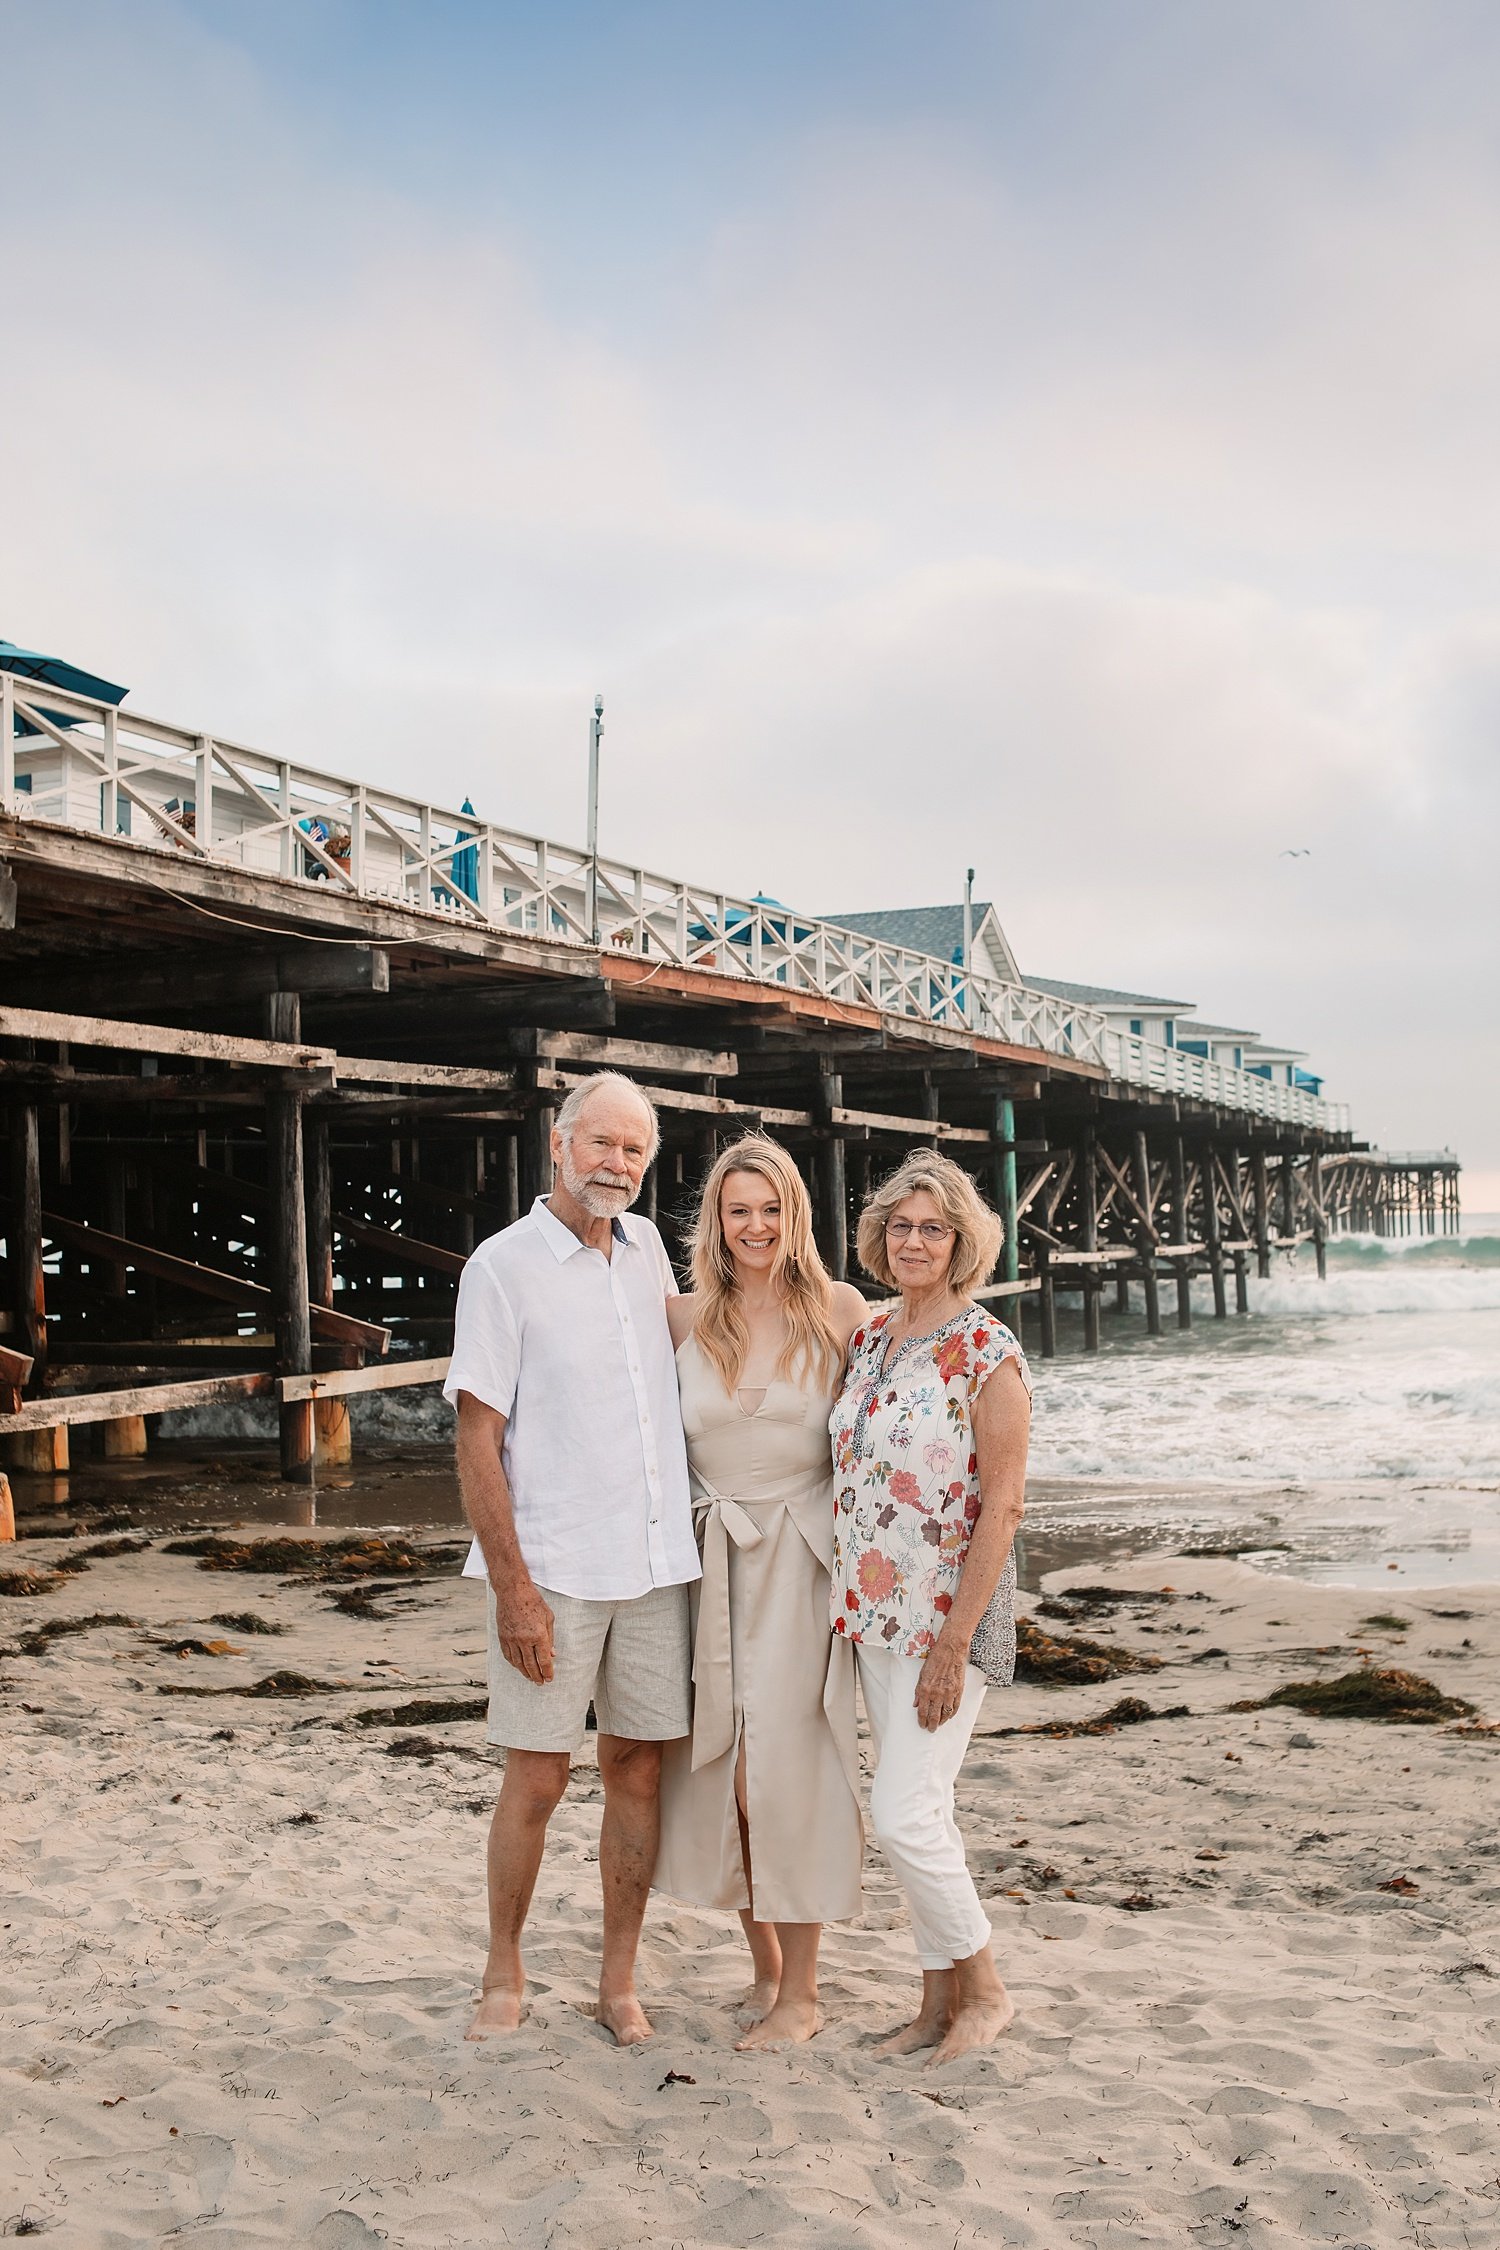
[161,1534,464,1580]
[1036,1586,1177,1621]
[61,1537,153,1565]
[156,1668,349,1698]
[208,1611,286,1635]
[1014,1616,1165,1686]
[351,1695,488,1729]
[12,1612,140,1657]
[1230,1667,1476,1725]
[0,1569,63,1598]
[993,1695,1192,1739]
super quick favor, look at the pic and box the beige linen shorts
[485,1581,691,1752]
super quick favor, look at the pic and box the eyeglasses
[885,1219,954,1243]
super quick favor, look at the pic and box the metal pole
[586,694,603,947]
[962,867,974,1019]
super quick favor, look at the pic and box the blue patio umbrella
[2,639,128,736]
[450,798,479,903]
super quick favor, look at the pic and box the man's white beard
[560,1145,638,1220]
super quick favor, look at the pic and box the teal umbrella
[2,639,128,736]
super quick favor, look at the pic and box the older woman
[830,1150,1031,2066]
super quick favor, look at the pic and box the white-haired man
[445,1071,698,2046]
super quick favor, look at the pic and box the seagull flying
[1279,847,1312,857]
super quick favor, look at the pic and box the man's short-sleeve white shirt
[444,1198,700,1602]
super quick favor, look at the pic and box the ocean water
[1019,1218,1500,1588]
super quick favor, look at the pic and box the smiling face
[719,1168,783,1278]
[552,1085,654,1219]
[885,1188,958,1294]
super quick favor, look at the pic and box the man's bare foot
[465,1985,526,2041]
[733,1975,780,2030]
[925,1989,1015,2066]
[735,1994,822,2052]
[595,1990,654,2047]
[874,2010,951,2057]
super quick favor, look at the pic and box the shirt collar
[531,1196,634,1262]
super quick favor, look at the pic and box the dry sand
[2,1530,1497,2248]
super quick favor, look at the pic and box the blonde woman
[656,1136,868,2050]
[830,1151,1031,2066]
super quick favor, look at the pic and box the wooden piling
[1310,1149,1327,1280]
[0,1473,13,1542]
[1133,1130,1162,1336]
[1081,1127,1100,1352]
[519,1071,554,1208]
[1038,1246,1057,1359]
[1171,1136,1192,1329]
[101,1415,148,1459]
[9,1099,46,1371]
[1253,1147,1272,1279]
[816,1068,848,1281]
[1204,1141,1228,1319]
[992,1093,1019,1286]
[266,992,314,1484]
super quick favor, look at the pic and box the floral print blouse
[828,1304,1031,1686]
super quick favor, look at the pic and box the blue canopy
[451,797,479,903]
[2,639,128,737]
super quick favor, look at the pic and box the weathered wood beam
[0,1006,331,1072]
[829,1104,989,1144]
[31,1207,387,1355]
[7,1099,45,1372]
[266,990,314,1482]
[1,1371,275,1432]
[280,1355,452,1403]
[332,1215,465,1279]
[10,946,391,1015]
[508,1028,737,1077]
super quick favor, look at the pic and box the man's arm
[454,1391,555,1685]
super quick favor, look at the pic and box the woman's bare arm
[665,1291,699,1348]
[915,1357,1031,1729]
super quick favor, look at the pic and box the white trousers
[856,1645,994,1971]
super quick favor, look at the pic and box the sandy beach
[3,1529,1497,2248]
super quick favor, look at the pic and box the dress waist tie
[687,1469,856,1793]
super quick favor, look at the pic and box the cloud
[0,0,1495,1170]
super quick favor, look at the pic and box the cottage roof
[825,901,1021,982]
[1022,975,1195,1013]
[1173,1017,1262,1042]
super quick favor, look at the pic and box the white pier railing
[2,670,1347,1134]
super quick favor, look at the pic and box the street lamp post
[586,694,603,947]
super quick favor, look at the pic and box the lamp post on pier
[586,694,603,947]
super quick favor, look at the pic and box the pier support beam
[1204,1142,1228,1320]
[1081,1127,1100,1352]
[102,1415,149,1459]
[1253,1148,1272,1279]
[992,1094,1018,1286]
[1310,1150,1327,1280]
[1171,1136,1192,1330]
[519,1071,554,1209]
[1133,1130,1162,1337]
[1229,1144,1250,1313]
[816,1069,848,1282]
[1037,1247,1057,1360]
[266,993,314,1484]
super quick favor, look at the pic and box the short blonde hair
[856,1150,1003,1295]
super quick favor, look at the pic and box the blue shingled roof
[826,903,994,961]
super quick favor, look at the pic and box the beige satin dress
[654,1333,864,1925]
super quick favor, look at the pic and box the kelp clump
[163,1533,464,1580]
[1014,1616,1164,1686]
[1232,1667,1475,1725]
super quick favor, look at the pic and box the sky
[3,0,1498,1195]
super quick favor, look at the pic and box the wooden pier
[0,669,1459,1484]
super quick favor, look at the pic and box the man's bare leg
[466,1748,571,2040]
[594,1735,663,2046]
[925,1942,1014,2065]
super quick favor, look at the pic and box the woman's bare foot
[595,1989,654,2047]
[733,1974,780,2030]
[465,1984,526,2041]
[735,1992,822,2052]
[874,2008,951,2057]
[925,1987,1015,2065]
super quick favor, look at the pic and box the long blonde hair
[689,1136,842,1394]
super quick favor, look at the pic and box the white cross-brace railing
[2,670,1347,1133]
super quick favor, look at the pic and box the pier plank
[0,1005,329,1072]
